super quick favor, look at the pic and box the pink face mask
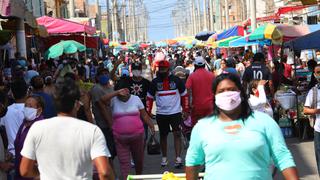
[215,91,241,111]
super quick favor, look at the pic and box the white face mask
[317,55,320,61]
[132,70,142,77]
[24,107,38,121]
[215,91,241,111]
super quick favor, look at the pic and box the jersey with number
[147,75,187,115]
[242,62,272,82]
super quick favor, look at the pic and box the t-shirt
[21,116,110,180]
[148,75,187,115]
[0,103,24,155]
[33,92,57,119]
[186,112,295,180]
[305,87,320,133]
[111,95,144,136]
[242,62,272,82]
[128,78,150,106]
[283,63,292,79]
[186,68,214,111]
[90,84,114,129]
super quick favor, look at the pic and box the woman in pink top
[101,81,155,180]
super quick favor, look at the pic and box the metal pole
[203,0,208,31]
[96,0,100,30]
[209,0,215,31]
[225,0,229,29]
[250,0,257,52]
[16,18,27,57]
[215,0,221,31]
[106,0,111,40]
[69,0,75,18]
[197,0,201,32]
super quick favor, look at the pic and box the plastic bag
[147,135,161,155]
[162,172,185,180]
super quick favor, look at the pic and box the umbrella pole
[84,33,87,59]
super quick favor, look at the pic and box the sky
[90,0,176,41]
[144,0,177,41]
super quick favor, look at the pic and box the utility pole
[209,0,214,31]
[215,0,221,31]
[225,0,229,29]
[250,0,257,52]
[121,0,127,42]
[191,0,196,34]
[196,0,201,32]
[132,0,137,42]
[203,0,208,31]
[69,0,75,18]
[105,0,111,40]
[95,0,101,30]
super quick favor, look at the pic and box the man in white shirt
[20,78,115,180]
[0,79,27,156]
[304,64,320,176]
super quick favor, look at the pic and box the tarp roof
[284,30,320,50]
[216,26,244,41]
[229,36,271,48]
[37,16,96,35]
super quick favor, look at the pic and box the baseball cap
[194,57,205,66]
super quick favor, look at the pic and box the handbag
[309,86,317,128]
[147,134,161,155]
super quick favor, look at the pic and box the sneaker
[174,157,183,169]
[130,159,135,168]
[161,157,168,167]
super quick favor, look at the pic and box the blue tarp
[284,30,320,50]
[229,36,271,47]
[217,26,244,40]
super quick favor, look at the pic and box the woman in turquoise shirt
[185,73,298,180]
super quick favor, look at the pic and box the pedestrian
[248,80,273,118]
[127,61,151,141]
[186,73,298,179]
[215,59,227,76]
[186,57,215,126]
[0,90,14,179]
[242,53,274,96]
[0,79,27,157]
[90,67,117,159]
[304,64,320,175]
[30,75,56,119]
[100,81,155,179]
[146,52,189,168]
[14,95,45,180]
[19,78,114,180]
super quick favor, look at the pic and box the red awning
[43,35,98,49]
[37,16,96,35]
[276,5,311,16]
[243,15,281,26]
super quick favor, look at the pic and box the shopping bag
[147,135,161,155]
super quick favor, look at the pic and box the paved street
[113,124,319,179]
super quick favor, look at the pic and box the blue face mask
[99,75,109,85]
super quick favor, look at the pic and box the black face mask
[157,71,168,79]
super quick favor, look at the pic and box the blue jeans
[314,131,320,175]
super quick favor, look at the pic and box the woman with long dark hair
[185,73,298,180]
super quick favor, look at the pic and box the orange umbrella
[167,39,177,45]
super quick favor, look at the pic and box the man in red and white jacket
[146,52,189,168]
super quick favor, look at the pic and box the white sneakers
[174,157,183,168]
[161,157,183,168]
[161,157,168,167]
